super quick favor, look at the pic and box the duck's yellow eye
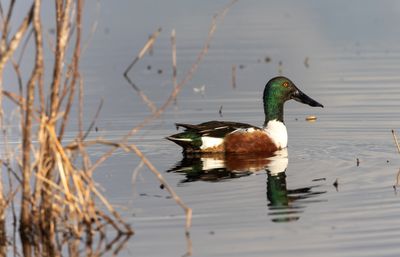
[282,82,289,88]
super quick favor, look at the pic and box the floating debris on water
[193,85,206,96]
[312,178,326,182]
[306,115,317,121]
[265,56,271,63]
[157,69,163,74]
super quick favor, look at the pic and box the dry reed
[0,1,132,256]
[123,27,161,114]
[392,129,400,154]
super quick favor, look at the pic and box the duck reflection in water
[167,149,326,222]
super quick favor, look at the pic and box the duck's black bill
[292,89,324,108]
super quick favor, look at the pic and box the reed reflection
[168,149,326,222]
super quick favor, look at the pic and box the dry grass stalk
[58,0,82,141]
[392,129,400,190]
[392,129,400,154]
[0,4,33,71]
[396,168,400,187]
[0,5,34,223]
[20,0,43,233]
[123,27,161,114]
[49,0,72,119]
[124,27,162,76]
[0,1,16,53]
[392,130,400,188]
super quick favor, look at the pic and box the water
[87,1,400,257]
[7,0,400,256]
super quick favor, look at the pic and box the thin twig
[123,27,161,114]
[10,58,25,122]
[392,129,400,154]
[1,160,22,184]
[395,168,400,187]
[124,27,162,76]
[131,160,144,186]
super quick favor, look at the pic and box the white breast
[264,119,288,149]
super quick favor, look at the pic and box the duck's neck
[263,97,284,127]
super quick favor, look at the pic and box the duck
[166,76,323,154]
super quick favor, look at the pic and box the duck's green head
[263,76,323,125]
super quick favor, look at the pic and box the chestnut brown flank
[224,130,279,153]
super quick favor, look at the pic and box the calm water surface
[24,1,400,256]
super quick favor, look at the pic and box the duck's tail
[165,131,202,151]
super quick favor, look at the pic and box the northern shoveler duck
[166,76,323,154]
